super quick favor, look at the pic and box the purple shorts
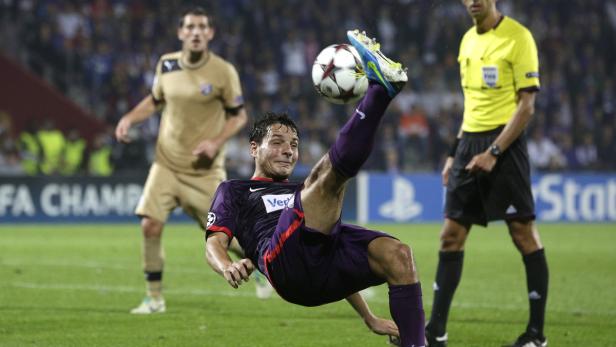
[261,190,394,307]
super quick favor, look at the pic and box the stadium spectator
[597,125,616,170]
[113,7,250,314]
[574,132,599,170]
[17,121,41,176]
[527,127,565,171]
[37,119,65,175]
[556,133,580,170]
[0,111,23,176]
[206,32,426,347]
[61,129,86,175]
[87,131,113,176]
[4,0,616,174]
[425,1,549,347]
[398,105,430,170]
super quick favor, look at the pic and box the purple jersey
[206,178,302,272]
[206,177,394,307]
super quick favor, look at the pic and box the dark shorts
[446,126,535,226]
[260,190,393,307]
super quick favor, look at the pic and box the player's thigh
[177,170,225,229]
[136,163,179,223]
[301,154,348,233]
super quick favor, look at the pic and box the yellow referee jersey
[459,16,540,132]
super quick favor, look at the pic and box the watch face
[490,145,501,156]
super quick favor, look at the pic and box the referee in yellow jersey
[425,1,548,347]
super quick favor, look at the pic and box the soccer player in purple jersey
[205,30,425,347]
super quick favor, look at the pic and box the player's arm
[442,125,464,186]
[193,107,248,158]
[115,95,158,143]
[465,91,536,173]
[346,292,399,337]
[205,232,254,288]
[488,91,536,153]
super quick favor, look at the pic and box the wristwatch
[489,144,502,157]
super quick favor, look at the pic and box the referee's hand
[465,152,497,173]
[441,157,454,186]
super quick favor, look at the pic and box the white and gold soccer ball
[311,43,368,104]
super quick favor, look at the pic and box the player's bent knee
[391,242,413,268]
[370,239,417,284]
[141,217,163,238]
[508,224,542,254]
[439,220,468,251]
[389,242,418,284]
[439,231,464,251]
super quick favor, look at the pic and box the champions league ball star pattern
[311,43,368,104]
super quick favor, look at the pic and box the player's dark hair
[178,7,214,28]
[249,112,299,144]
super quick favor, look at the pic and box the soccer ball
[311,43,368,104]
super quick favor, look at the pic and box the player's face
[461,0,496,21]
[251,124,299,180]
[178,15,214,53]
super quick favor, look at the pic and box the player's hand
[115,117,133,143]
[192,138,222,159]
[222,258,254,289]
[465,151,497,173]
[364,315,399,337]
[441,156,454,186]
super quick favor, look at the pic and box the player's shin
[427,250,464,337]
[328,82,392,177]
[523,248,548,338]
[143,236,164,298]
[389,283,426,347]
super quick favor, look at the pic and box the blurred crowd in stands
[0,0,614,177]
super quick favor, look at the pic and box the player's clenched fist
[115,117,133,143]
[223,258,254,288]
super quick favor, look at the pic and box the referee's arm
[465,91,536,173]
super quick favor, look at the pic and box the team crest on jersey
[482,66,498,88]
[206,212,216,228]
[200,83,213,95]
[261,194,294,213]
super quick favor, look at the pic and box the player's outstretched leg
[347,29,407,97]
[328,31,406,178]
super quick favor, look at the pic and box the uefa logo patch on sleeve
[206,212,216,228]
[482,66,499,88]
[526,71,540,79]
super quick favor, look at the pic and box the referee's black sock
[426,250,464,336]
[523,248,548,338]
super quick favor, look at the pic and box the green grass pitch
[1,223,615,346]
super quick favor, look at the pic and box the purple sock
[389,283,426,347]
[329,82,392,177]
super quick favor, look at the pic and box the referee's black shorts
[445,126,535,226]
